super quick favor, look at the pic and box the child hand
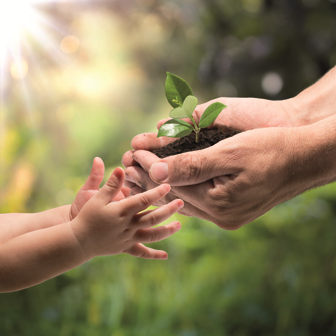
[70,167,183,260]
[70,157,130,220]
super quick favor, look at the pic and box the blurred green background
[1,0,336,335]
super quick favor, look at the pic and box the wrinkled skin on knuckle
[206,181,237,213]
[106,178,119,190]
[139,194,151,209]
[174,154,202,183]
[150,233,160,243]
[208,186,230,206]
[149,213,158,226]
[138,251,149,259]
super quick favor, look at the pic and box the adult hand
[123,68,336,229]
[122,97,294,229]
[123,115,336,229]
[122,97,295,225]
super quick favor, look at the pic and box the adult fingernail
[150,162,168,183]
[125,174,135,183]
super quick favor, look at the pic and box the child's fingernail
[151,162,168,182]
[177,200,184,209]
[176,222,182,230]
[163,184,171,193]
[161,253,168,260]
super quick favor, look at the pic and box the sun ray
[0,0,84,196]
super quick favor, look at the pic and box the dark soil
[153,128,240,158]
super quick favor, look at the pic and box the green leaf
[182,95,198,119]
[169,95,198,119]
[157,119,193,138]
[199,102,227,129]
[165,72,193,108]
[169,107,188,119]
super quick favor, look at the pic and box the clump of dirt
[153,128,240,158]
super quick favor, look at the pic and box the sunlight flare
[0,0,71,73]
[0,0,35,66]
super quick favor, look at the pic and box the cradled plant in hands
[158,72,227,143]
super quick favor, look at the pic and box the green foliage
[159,73,227,142]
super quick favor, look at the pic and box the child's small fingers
[83,157,105,190]
[121,186,131,198]
[112,186,131,201]
[120,184,171,214]
[133,199,184,228]
[128,196,163,208]
[97,167,125,204]
[134,221,181,243]
[111,191,126,202]
[125,243,168,260]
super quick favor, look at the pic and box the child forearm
[0,161,182,293]
[0,220,86,292]
[0,205,71,244]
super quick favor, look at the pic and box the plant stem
[195,130,199,143]
[189,116,200,143]
[189,115,198,131]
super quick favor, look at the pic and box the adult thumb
[97,167,125,204]
[149,146,229,187]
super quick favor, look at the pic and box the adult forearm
[0,221,86,292]
[285,66,336,126]
[305,113,336,186]
[0,205,71,244]
[283,113,336,203]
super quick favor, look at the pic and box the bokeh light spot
[261,72,283,96]
[242,0,262,14]
[215,80,238,97]
[60,35,80,54]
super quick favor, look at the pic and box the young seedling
[158,72,227,143]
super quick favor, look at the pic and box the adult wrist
[288,115,336,194]
[284,67,336,127]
